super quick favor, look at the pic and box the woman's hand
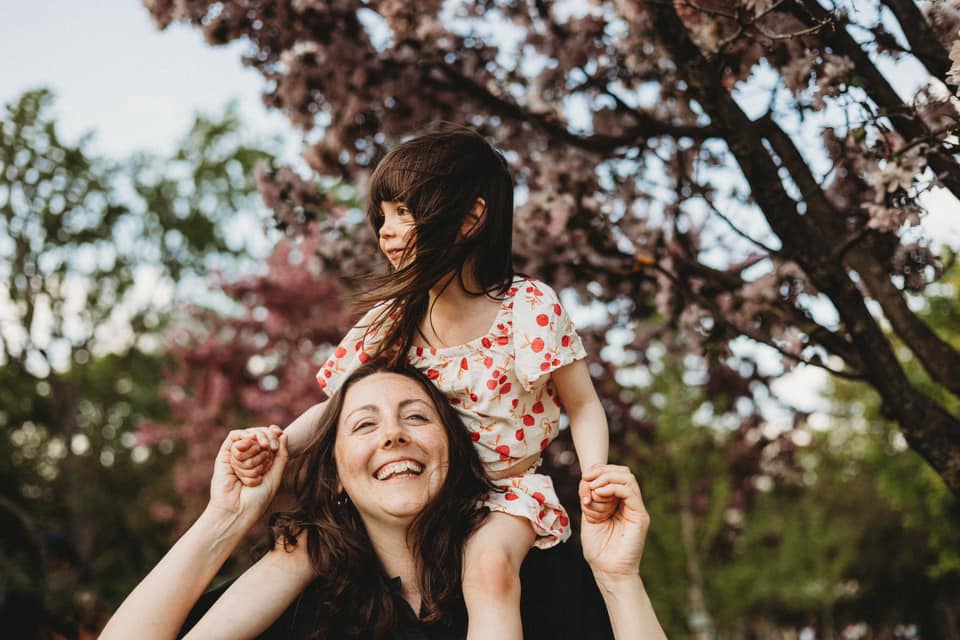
[100,427,288,640]
[579,464,650,581]
[207,426,288,527]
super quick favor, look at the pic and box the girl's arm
[182,536,317,639]
[231,402,327,484]
[100,432,288,640]
[580,465,667,640]
[283,400,328,457]
[551,359,609,471]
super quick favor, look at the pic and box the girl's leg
[462,511,537,640]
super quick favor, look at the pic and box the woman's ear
[459,198,486,239]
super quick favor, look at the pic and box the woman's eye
[353,420,375,432]
[405,414,428,422]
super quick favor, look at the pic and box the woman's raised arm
[99,429,288,640]
[579,465,667,640]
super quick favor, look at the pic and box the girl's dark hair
[359,125,515,364]
[268,362,492,638]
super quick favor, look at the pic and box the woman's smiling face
[334,372,449,527]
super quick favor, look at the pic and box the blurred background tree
[144,0,960,496]
[0,89,275,637]
[5,0,960,634]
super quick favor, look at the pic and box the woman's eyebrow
[344,405,378,422]
[398,399,433,412]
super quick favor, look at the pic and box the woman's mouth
[374,459,425,480]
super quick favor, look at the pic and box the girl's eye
[398,207,412,216]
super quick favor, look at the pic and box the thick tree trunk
[648,1,960,495]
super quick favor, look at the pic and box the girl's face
[378,201,416,269]
[334,372,449,528]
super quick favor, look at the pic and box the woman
[101,364,665,639]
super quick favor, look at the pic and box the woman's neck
[367,524,421,612]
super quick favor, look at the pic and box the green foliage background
[1,89,958,638]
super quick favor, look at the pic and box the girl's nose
[380,218,397,239]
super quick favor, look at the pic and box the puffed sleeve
[512,280,587,392]
[315,304,391,398]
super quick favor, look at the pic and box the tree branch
[649,0,960,494]
[421,58,721,152]
[880,0,951,81]
[801,0,960,200]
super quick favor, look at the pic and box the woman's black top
[182,542,614,640]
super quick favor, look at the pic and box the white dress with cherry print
[316,277,587,548]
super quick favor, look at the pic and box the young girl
[230,127,612,638]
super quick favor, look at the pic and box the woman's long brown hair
[357,125,516,365]
[267,362,493,638]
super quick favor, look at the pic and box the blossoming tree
[145,0,960,493]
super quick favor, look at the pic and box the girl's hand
[229,425,283,487]
[578,467,618,523]
[208,428,288,525]
[579,465,650,581]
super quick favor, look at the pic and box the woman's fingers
[263,434,288,484]
[586,465,635,488]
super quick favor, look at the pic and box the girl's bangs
[370,163,425,208]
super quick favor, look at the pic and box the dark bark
[880,0,951,80]
[648,0,960,495]
[803,0,960,200]
[758,107,960,398]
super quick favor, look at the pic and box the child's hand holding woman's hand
[208,428,288,525]
[579,464,619,523]
[229,425,284,487]
[579,464,651,578]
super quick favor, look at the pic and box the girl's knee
[463,546,521,599]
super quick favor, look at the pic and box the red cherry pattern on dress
[505,492,519,501]
[317,277,582,540]
[334,346,347,358]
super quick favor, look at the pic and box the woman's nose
[381,422,408,448]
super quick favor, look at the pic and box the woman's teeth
[375,460,424,480]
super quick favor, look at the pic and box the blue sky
[0,0,293,157]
